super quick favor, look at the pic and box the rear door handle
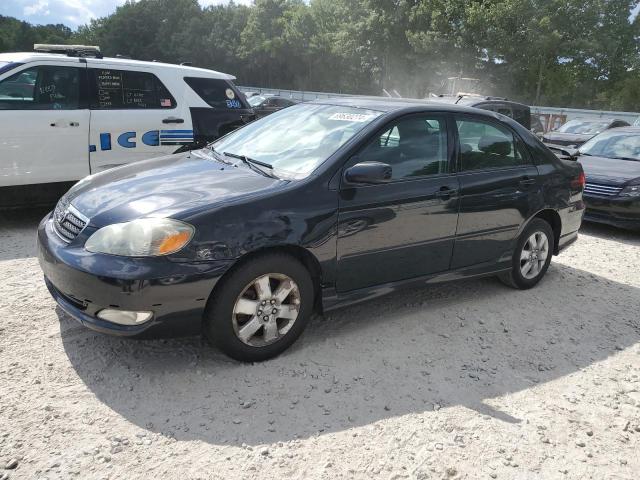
[162,117,184,124]
[519,177,536,186]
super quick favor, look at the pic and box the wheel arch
[205,244,324,319]
[528,209,562,255]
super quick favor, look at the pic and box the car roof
[309,95,504,116]
[599,126,640,133]
[0,52,235,80]
[567,117,625,124]
[427,95,529,109]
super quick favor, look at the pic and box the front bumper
[583,194,640,230]
[37,213,234,337]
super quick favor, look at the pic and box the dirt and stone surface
[1,208,639,479]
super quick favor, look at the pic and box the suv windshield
[211,103,382,178]
[0,61,22,78]
[580,130,640,161]
[557,119,610,135]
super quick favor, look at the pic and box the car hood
[542,132,593,146]
[579,155,640,186]
[65,152,284,226]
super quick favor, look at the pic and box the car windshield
[248,95,267,107]
[557,119,610,135]
[210,103,382,178]
[580,130,640,161]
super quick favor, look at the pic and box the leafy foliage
[1,0,639,110]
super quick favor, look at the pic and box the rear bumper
[583,195,640,230]
[37,213,234,337]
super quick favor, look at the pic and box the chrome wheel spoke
[237,316,262,343]
[522,260,533,276]
[263,320,279,343]
[278,304,299,320]
[254,275,272,300]
[235,298,259,316]
[536,233,546,251]
[520,248,531,261]
[530,260,539,276]
[273,279,294,303]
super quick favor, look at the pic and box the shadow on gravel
[0,207,50,261]
[59,262,640,446]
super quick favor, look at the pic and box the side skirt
[321,260,512,313]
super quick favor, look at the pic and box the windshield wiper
[612,156,639,161]
[223,151,278,178]
[201,145,234,165]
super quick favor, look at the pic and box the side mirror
[344,161,392,185]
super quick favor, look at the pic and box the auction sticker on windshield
[329,112,377,122]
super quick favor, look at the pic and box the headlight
[85,218,194,256]
[619,185,640,197]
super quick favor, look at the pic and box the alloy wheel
[231,273,301,347]
[520,231,549,280]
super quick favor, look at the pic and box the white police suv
[0,44,254,207]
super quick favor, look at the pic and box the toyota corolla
[38,98,585,361]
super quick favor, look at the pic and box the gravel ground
[1,208,639,480]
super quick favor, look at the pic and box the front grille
[584,182,622,197]
[53,199,88,242]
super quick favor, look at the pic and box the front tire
[203,253,314,362]
[499,218,554,290]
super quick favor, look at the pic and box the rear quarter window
[184,77,248,110]
[88,68,176,109]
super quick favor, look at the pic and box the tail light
[571,172,586,190]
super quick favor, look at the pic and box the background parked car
[530,115,545,137]
[570,127,640,230]
[542,118,629,147]
[429,94,533,130]
[248,94,299,118]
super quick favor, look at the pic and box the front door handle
[50,121,80,127]
[162,117,184,124]
[434,186,458,198]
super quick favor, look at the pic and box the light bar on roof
[34,44,101,53]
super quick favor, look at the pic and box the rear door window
[88,68,176,109]
[184,77,248,109]
[456,118,527,171]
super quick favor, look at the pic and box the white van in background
[0,45,255,207]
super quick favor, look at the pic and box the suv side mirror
[344,161,392,185]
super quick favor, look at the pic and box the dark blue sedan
[38,98,585,361]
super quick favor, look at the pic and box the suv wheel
[499,218,554,289]
[203,253,314,362]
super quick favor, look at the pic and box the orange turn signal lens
[158,231,192,255]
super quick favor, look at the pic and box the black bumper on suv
[583,194,640,230]
[37,213,233,337]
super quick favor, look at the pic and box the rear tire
[499,218,554,290]
[203,253,314,362]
